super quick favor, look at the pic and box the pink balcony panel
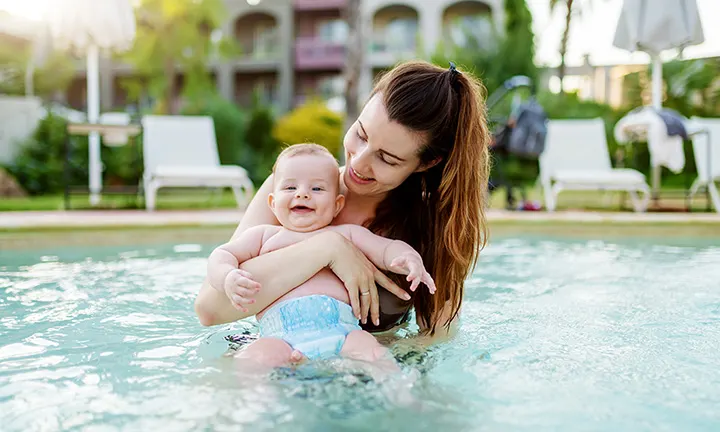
[295,38,345,70]
[294,0,347,11]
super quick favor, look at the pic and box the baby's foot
[290,349,306,364]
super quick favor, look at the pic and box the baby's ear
[267,193,276,211]
[334,193,346,216]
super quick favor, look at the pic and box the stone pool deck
[1,209,719,230]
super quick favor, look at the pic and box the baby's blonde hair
[272,143,338,173]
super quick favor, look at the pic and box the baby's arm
[345,225,436,294]
[207,225,268,294]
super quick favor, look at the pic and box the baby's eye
[284,186,296,191]
[312,187,324,192]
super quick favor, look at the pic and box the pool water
[1,235,720,431]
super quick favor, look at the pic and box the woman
[194,60,490,341]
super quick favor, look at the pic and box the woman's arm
[194,176,407,327]
[194,174,331,325]
[195,233,341,325]
[415,301,460,345]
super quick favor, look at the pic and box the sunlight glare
[0,0,50,21]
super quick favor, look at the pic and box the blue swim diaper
[258,295,361,360]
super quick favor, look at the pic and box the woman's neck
[347,187,386,208]
[336,188,386,226]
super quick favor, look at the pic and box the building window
[253,24,277,58]
[450,14,493,48]
[317,19,348,43]
[385,17,417,51]
[318,75,345,99]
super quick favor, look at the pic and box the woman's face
[342,94,427,198]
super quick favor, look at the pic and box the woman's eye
[378,154,397,166]
[356,131,366,141]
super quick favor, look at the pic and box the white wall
[0,96,43,165]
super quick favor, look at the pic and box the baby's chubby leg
[340,330,399,372]
[340,330,420,407]
[234,337,305,369]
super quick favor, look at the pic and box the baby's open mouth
[291,205,314,213]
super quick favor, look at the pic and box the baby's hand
[223,269,261,312]
[389,253,436,294]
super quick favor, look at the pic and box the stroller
[486,76,548,210]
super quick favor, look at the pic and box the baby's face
[269,153,344,232]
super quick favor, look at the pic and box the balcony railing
[293,0,347,11]
[370,32,416,54]
[237,30,281,61]
[294,37,345,70]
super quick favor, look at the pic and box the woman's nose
[352,144,371,168]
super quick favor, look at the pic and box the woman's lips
[349,167,374,185]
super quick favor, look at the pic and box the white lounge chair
[688,117,720,213]
[141,115,254,211]
[539,118,650,212]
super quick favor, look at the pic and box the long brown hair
[365,60,491,335]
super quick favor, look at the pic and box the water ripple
[1,238,719,430]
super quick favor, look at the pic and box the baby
[206,143,435,369]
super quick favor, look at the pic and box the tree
[549,0,574,93]
[549,0,600,93]
[624,58,720,116]
[429,0,538,96]
[119,0,235,114]
[0,37,74,99]
[503,0,538,84]
[341,0,363,163]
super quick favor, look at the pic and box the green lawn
[0,186,716,213]
[0,189,241,212]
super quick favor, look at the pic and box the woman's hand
[323,231,411,326]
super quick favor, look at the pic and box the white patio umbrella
[46,0,136,206]
[612,0,705,197]
[612,0,705,110]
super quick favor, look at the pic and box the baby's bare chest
[260,226,350,255]
[259,231,302,254]
[259,229,324,254]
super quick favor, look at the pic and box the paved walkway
[1,209,719,229]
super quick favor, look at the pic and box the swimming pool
[1,234,719,431]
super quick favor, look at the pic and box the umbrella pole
[25,60,34,97]
[650,54,663,203]
[87,44,102,207]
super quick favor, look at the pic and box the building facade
[62,0,504,114]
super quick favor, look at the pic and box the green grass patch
[0,189,241,212]
[3,186,717,213]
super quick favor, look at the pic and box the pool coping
[1,208,719,231]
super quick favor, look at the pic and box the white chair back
[141,115,220,173]
[540,118,612,181]
[689,117,720,182]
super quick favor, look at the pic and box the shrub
[5,111,142,195]
[6,112,79,195]
[272,99,344,159]
[242,103,282,185]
